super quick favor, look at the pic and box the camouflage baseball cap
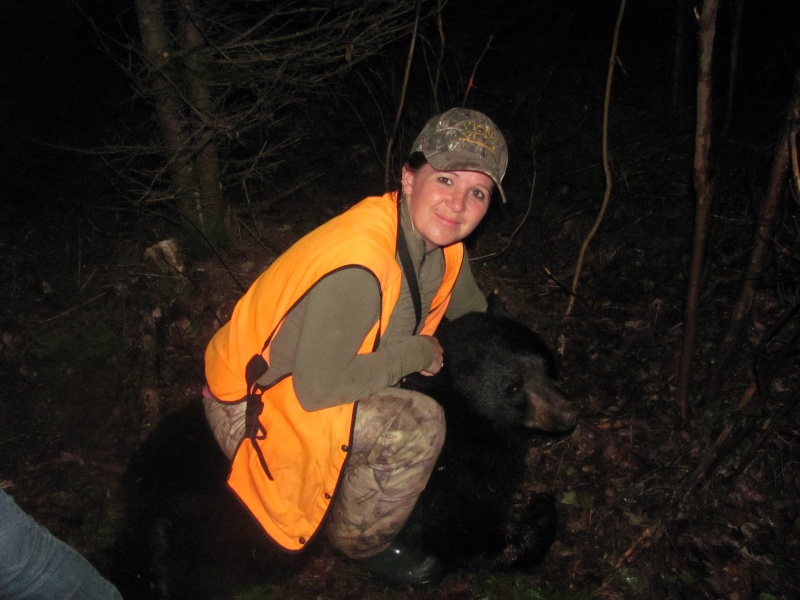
[411,108,508,203]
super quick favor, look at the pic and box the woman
[203,108,508,586]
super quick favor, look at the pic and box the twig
[598,380,759,592]
[471,142,536,262]
[383,0,423,191]
[39,292,107,324]
[179,207,246,293]
[704,68,800,404]
[727,391,800,480]
[431,0,446,111]
[566,0,627,316]
[461,33,494,107]
[541,266,587,311]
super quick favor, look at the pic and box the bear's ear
[486,290,509,318]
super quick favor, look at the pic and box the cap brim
[426,152,508,204]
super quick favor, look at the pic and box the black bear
[110,305,576,597]
[400,306,577,571]
[109,399,309,599]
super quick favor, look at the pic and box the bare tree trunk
[134,0,194,203]
[705,69,800,402]
[180,0,226,248]
[124,0,423,255]
[675,0,719,428]
[134,0,227,252]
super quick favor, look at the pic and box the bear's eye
[504,381,521,395]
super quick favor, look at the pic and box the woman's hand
[419,335,444,376]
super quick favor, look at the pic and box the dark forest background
[1,1,799,599]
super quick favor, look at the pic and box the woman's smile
[402,164,493,251]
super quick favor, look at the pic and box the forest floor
[2,96,799,600]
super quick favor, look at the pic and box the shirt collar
[399,194,435,267]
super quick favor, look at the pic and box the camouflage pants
[202,387,445,559]
[326,388,445,559]
[202,389,246,461]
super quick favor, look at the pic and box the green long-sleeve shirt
[263,196,487,410]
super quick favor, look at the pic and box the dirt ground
[2,32,800,600]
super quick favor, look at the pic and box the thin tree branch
[566,0,628,316]
[384,0,423,191]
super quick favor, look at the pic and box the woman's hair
[396,152,428,191]
[405,151,428,172]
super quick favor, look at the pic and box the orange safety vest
[204,192,464,551]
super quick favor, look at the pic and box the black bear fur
[400,302,577,571]
[109,399,307,599]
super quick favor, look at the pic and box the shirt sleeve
[292,268,434,411]
[444,253,488,319]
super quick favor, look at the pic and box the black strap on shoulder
[244,353,274,481]
[396,200,422,333]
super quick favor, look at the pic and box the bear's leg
[507,493,559,569]
[458,493,558,572]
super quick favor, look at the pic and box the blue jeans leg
[0,488,122,600]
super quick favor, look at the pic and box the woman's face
[401,163,493,251]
